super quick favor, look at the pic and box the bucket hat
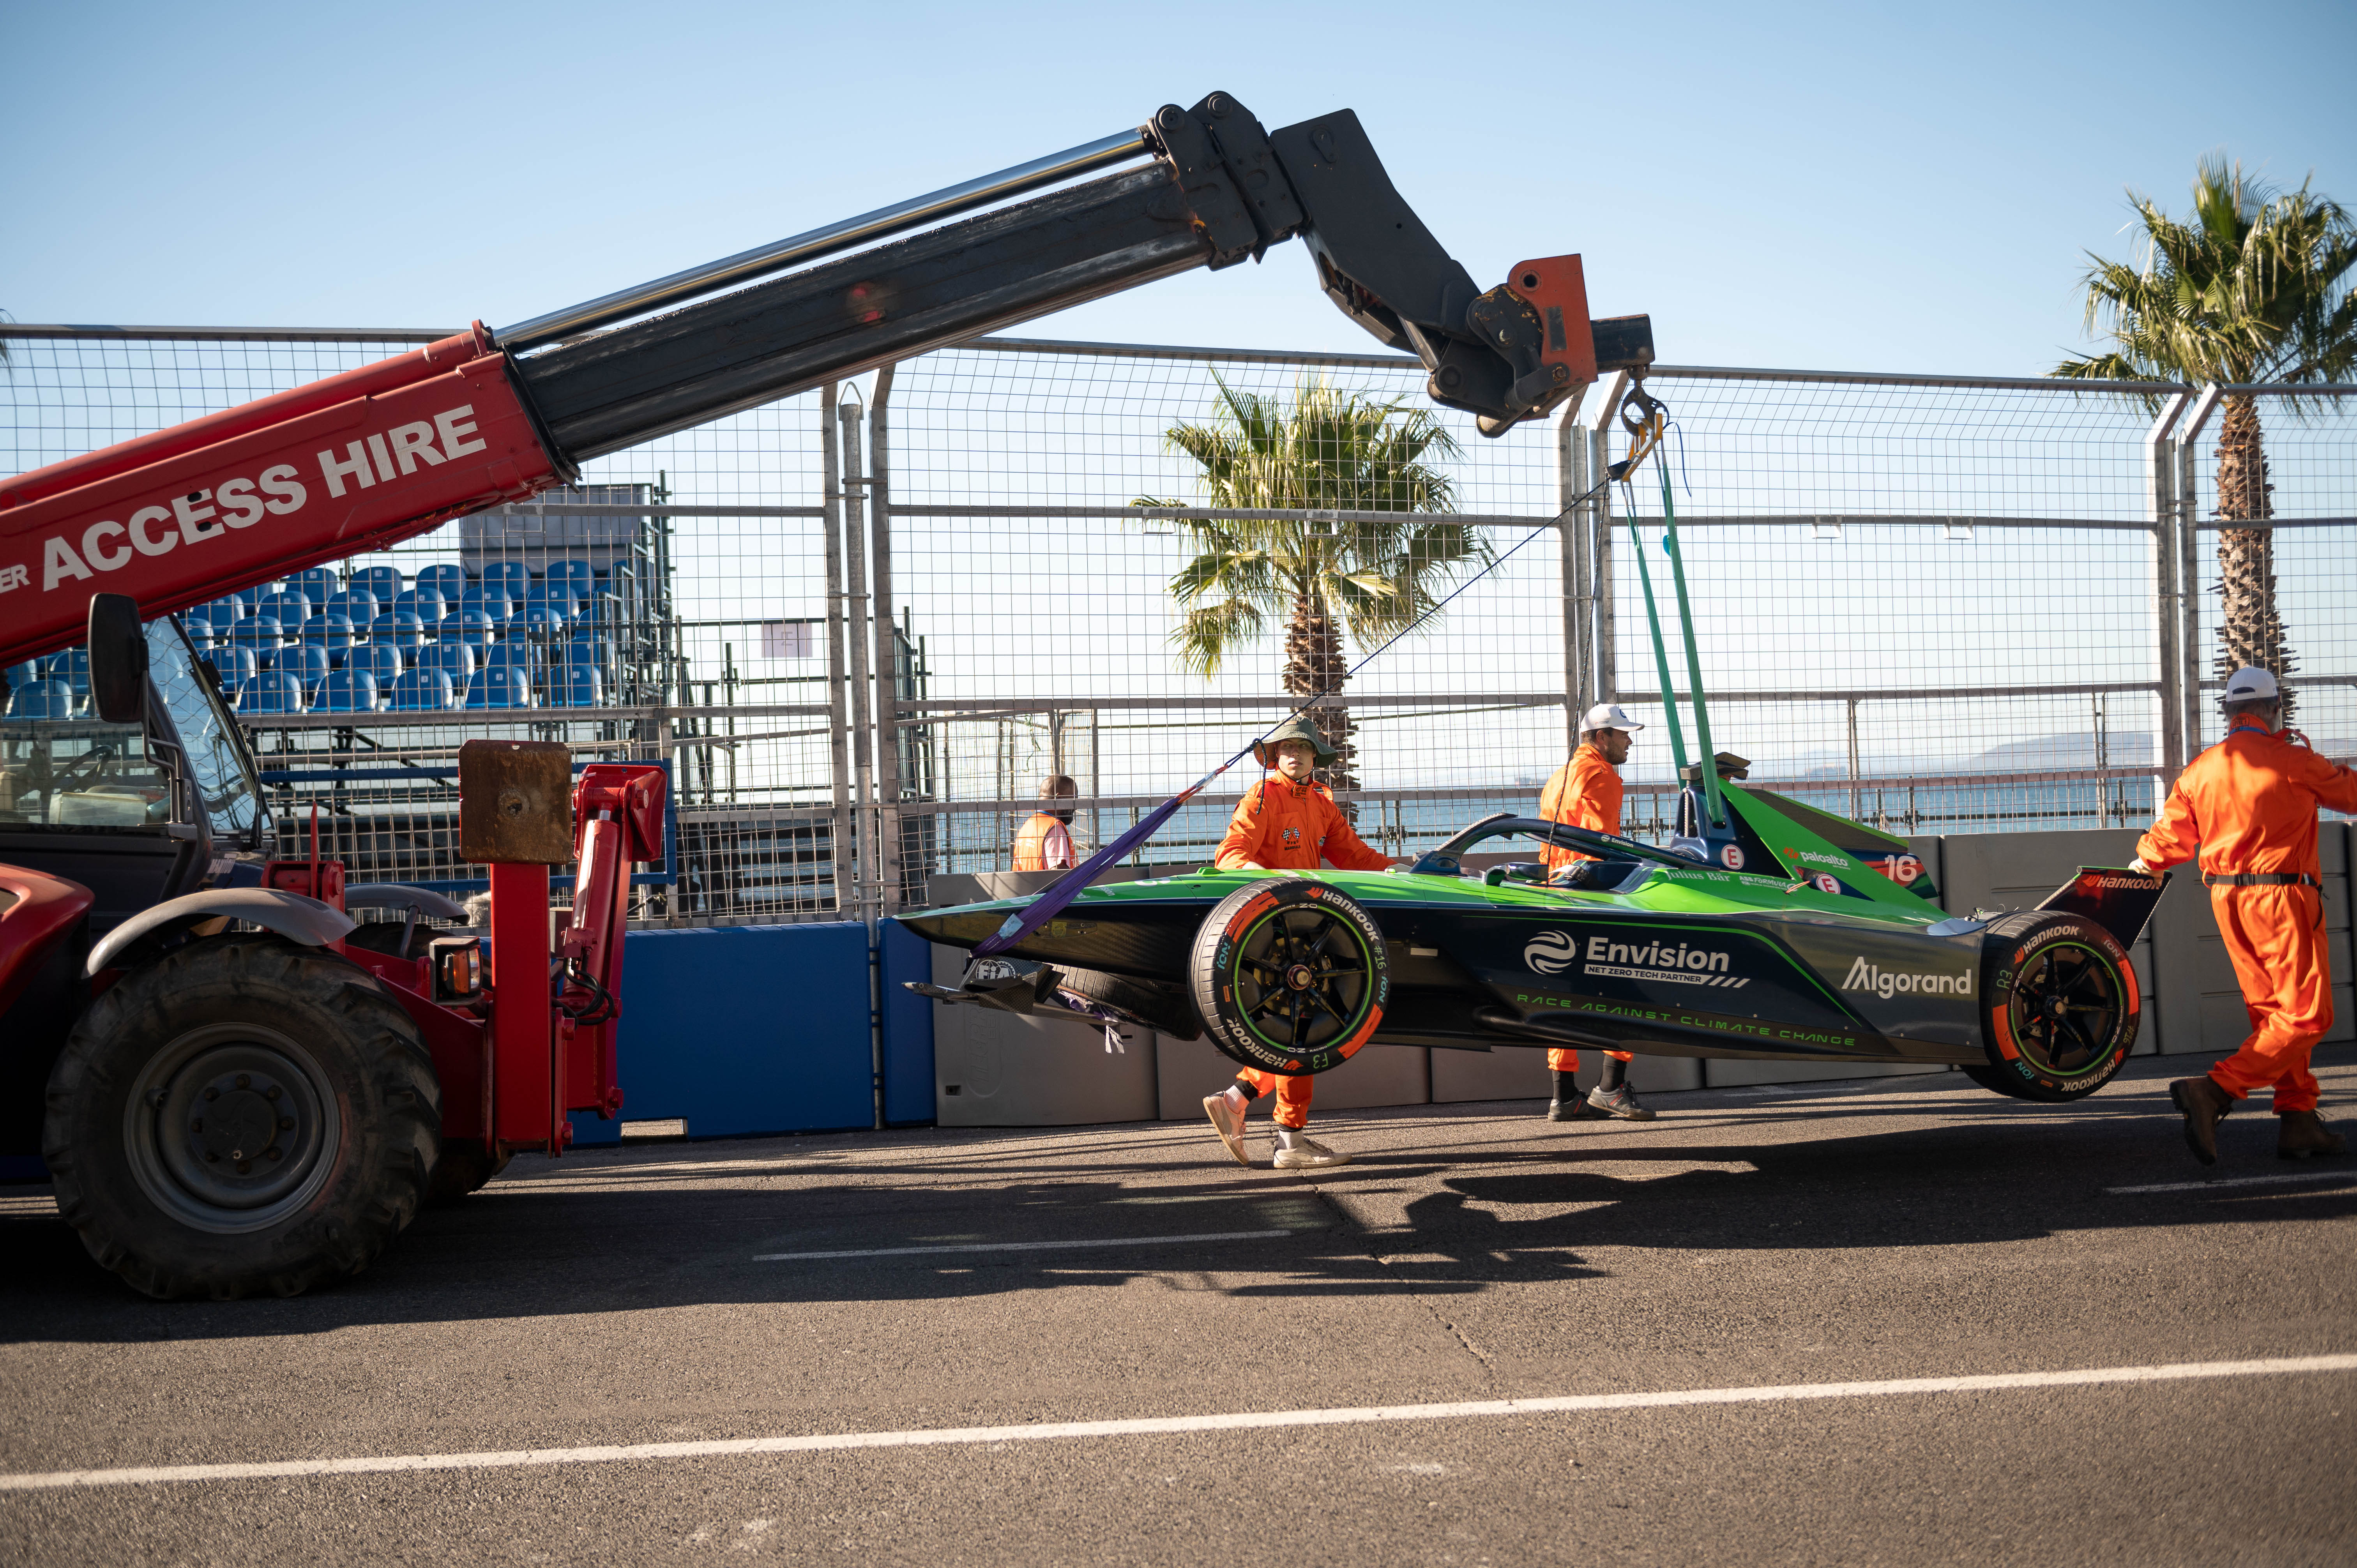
[1252,713,1341,768]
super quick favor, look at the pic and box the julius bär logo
[1523,930,1577,975]
[1842,955,1972,998]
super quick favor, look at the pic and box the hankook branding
[1842,955,1973,998]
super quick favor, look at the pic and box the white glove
[2127,857,2150,875]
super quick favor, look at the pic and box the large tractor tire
[1187,879,1388,1075]
[43,933,441,1300]
[1969,911,2140,1103]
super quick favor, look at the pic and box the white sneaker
[1272,1136,1350,1171]
[1203,1094,1251,1167]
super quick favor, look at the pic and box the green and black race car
[903,768,2168,1105]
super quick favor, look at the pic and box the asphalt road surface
[4,1052,2354,1567]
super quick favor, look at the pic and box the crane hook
[1607,376,1668,482]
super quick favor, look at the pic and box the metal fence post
[868,364,903,915]
[1556,402,1588,749]
[1587,372,1628,707]
[2147,390,2190,775]
[2179,384,2226,752]
[839,397,878,928]
[819,383,853,917]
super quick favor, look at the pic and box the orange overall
[1214,773,1389,1127]
[1011,810,1073,871]
[2136,715,2357,1113]
[1537,742,1634,1074]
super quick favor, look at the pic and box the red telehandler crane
[0,93,1653,1299]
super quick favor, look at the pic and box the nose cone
[897,902,1021,948]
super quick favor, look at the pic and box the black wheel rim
[122,1023,342,1235]
[1227,906,1375,1056]
[2008,942,2123,1078]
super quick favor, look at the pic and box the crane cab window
[0,668,165,828]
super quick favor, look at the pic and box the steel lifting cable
[971,378,1679,959]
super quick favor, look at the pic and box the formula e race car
[903,768,2170,1104]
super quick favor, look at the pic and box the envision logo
[1843,955,1973,998]
[1523,931,1578,975]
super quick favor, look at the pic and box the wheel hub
[124,1024,341,1234]
[1284,962,1315,991]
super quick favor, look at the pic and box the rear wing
[2037,866,2170,950]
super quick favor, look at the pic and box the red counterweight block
[0,325,569,671]
[488,861,558,1149]
[558,765,669,1125]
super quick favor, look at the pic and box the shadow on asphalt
[4,1058,2351,1343]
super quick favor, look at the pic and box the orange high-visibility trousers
[1236,1068,1315,1129]
[2207,884,2332,1114]
[1546,1047,1633,1073]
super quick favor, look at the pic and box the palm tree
[2055,157,2357,724]
[1138,377,1482,800]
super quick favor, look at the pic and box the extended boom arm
[0,91,1652,669]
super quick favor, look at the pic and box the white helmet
[1580,702,1645,735]
[2223,666,2280,704]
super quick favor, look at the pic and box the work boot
[1587,1084,1656,1121]
[1547,1096,1604,1122]
[2277,1110,2348,1161]
[2169,1075,2235,1167]
[1202,1093,1251,1168]
[1272,1136,1350,1171]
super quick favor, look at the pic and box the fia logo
[1281,827,1301,846]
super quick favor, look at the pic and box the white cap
[1580,702,1646,735]
[2223,666,2280,703]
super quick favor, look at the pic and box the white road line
[6,1354,2352,1493]
[2107,1170,2357,1195]
[751,1228,1295,1261]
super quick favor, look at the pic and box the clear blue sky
[4,0,2351,373]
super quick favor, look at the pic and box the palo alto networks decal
[1842,955,1972,998]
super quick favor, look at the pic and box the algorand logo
[1524,930,1578,975]
[1843,955,1973,999]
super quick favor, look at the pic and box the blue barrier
[878,920,937,1127]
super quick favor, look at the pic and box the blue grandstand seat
[209,647,260,691]
[5,678,77,719]
[256,590,309,628]
[230,585,267,613]
[46,650,92,697]
[544,559,595,603]
[190,600,240,634]
[459,585,516,627]
[298,614,356,663]
[525,581,583,619]
[482,641,541,674]
[390,667,456,712]
[413,643,477,682]
[288,567,337,607]
[520,606,569,637]
[355,644,405,687]
[4,662,38,693]
[416,563,465,601]
[234,671,305,716]
[281,645,331,699]
[479,560,530,603]
[392,587,447,624]
[465,666,535,709]
[369,612,426,649]
[316,669,380,713]
[230,617,285,658]
[352,565,403,603]
[550,665,603,708]
[324,589,379,627]
[438,612,496,647]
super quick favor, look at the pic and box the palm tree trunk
[2212,394,2296,723]
[1283,593,1358,816]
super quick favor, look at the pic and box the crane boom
[0,92,1652,670]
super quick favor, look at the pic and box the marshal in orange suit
[1534,703,1652,1121]
[2136,667,2357,1164]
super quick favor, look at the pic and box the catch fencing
[4,327,2352,926]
